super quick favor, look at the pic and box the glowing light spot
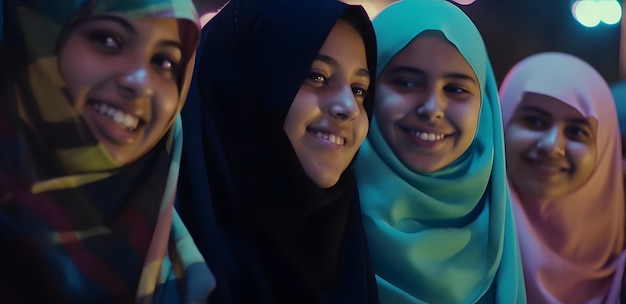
[572,0,621,27]
[574,0,601,27]
[452,0,477,5]
[599,0,621,25]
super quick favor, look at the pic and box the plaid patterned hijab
[0,0,213,302]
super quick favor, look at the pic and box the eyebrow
[87,15,183,52]
[160,40,183,53]
[315,54,370,78]
[519,105,590,125]
[386,66,477,84]
[88,15,136,34]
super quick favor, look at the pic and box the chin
[104,148,138,167]
[311,174,341,189]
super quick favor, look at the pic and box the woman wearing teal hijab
[355,0,525,302]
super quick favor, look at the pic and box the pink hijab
[500,52,626,304]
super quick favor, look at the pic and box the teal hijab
[355,0,525,303]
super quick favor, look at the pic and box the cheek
[59,45,94,101]
[504,126,534,158]
[154,82,182,120]
[354,113,370,146]
[454,103,480,143]
[571,144,597,179]
[374,86,414,118]
[284,90,313,135]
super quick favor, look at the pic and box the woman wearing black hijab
[176,0,378,302]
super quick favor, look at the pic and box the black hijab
[176,0,378,302]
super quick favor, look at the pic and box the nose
[416,93,444,121]
[329,85,360,121]
[536,126,566,157]
[116,62,154,99]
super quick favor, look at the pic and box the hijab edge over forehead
[373,0,486,85]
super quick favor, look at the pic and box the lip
[89,98,147,122]
[306,125,350,152]
[523,157,570,176]
[85,99,146,144]
[399,125,452,149]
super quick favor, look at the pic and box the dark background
[192,0,622,86]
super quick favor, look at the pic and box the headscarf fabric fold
[610,80,626,138]
[176,0,379,302]
[500,52,626,304]
[355,0,525,303]
[0,0,213,302]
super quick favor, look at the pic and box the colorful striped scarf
[0,0,213,302]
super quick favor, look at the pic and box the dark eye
[88,32,122,52]
[521,115,547,129]
[391,78,421,89]
[353,87,367,97]
[305,72,328,88]
[443,85,468,94]
[152,55,179,76]
[565,126,590,142]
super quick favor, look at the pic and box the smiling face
[374,34,481,173]
[505,92,598,200]
[59,15,183,166]
[283,19,370,188]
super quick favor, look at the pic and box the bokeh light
[572,0,621,27]
[451,0,477,5]
[599,0,622,24]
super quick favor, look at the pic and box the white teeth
[329,134,336,143]
[314,131,345,146]
[113,111,124,124]
[92,103,140,131]
[411,131,444,141]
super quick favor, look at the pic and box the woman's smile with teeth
[410,130,444,141]
[92,103,141,131]
[313,131,345,146]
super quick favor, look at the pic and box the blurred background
[191,0,623,86]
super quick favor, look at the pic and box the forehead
[517,92,598,131]
[74,15,182,42]
[387,35,475,77]
[318,19,365,59]
[518,93,583,119]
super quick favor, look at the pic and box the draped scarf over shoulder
[500,52,626,304]
[354,0,525,303]
[0,0,213,302]
[176,0,379,302]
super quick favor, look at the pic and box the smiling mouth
[409,130,446,142]
[525,159,569,173]
[91,102,143,131]
[307,129,346,146]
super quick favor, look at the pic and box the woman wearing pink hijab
[499,52,626,303]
